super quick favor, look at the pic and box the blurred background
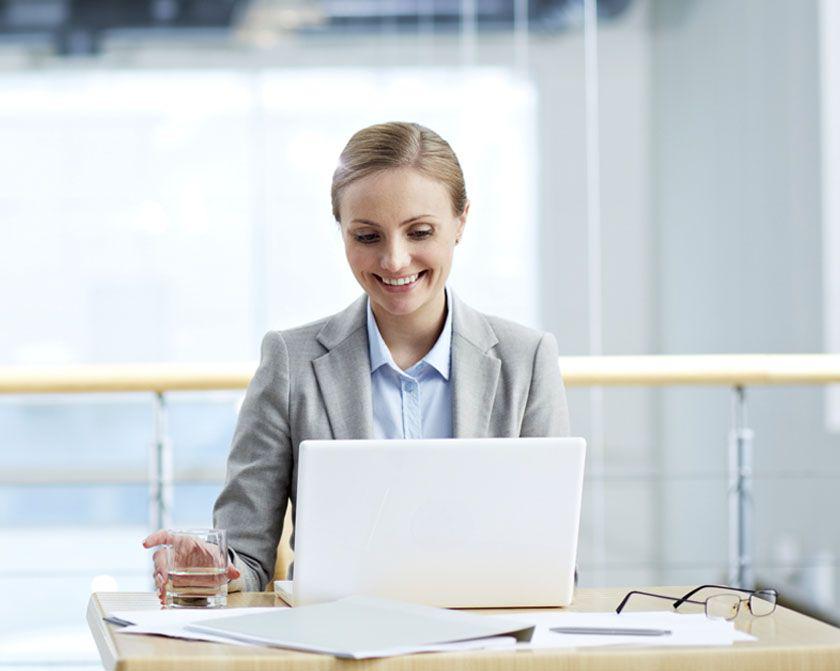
[1,0,839,668]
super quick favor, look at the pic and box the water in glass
[164,528,228,608]
[166,567,228,608]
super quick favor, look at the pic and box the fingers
[143,530,232,605]
[152,548,168,604]
[143,530,179,605]
[152,549,168,580]
[154,572,166,604]
[142,530,175,549]
[168,536,213,564]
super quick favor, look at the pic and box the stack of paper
[108,596,532,659]
[491,611,756,649]
[106,603,754,659]
[106,608,276,647]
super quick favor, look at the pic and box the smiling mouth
[375,270,427,287]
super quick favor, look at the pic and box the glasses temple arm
[616,590,693,614]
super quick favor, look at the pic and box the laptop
[277,437,586,608]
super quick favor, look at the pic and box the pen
[103,616,135,627]
[550,627,672,636]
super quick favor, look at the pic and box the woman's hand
[142,530,241,605]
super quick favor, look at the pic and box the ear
[456,201,469,240]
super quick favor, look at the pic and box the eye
[353,232,380,244]
[409,227,433,240]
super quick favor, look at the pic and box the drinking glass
[164,528,228,608]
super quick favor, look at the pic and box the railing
[3,354,840,589]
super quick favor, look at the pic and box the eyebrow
[349,215,434,227]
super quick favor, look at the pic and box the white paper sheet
[108,608,277,646]
[185,596,531,659]
[107,607,755,655]
[106,606,518,656]
[492,611,756,649]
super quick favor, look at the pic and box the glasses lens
[706,594,741,620]
[750,590,777,616]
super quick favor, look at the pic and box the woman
[144,122,570,597]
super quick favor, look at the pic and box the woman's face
[339,167,466,319]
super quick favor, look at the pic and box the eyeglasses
[616,584,778,621]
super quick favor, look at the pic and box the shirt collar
[366,287,453,380]
[366,301,393,374]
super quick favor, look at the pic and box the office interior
[1,0,839,667]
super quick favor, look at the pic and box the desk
[87,587,840,670]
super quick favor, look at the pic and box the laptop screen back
[292,437,586,608]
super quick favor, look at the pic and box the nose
[380,237,411,274]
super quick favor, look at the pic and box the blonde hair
[331,122,467,222]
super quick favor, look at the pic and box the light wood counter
[5,354,840,394]
[87,587,840,671]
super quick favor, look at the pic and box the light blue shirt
[366,290,453,439]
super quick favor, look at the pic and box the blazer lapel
[313,297,373,439]
[451,293,501,438]
[312,291,501,439]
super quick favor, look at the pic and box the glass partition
[1,0,839,666]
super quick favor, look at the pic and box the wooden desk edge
[87,595,120,671]
[87,591,840,671]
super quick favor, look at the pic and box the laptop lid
[292,437,586,608]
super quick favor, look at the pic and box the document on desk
[491,611,756,649]
[106,608,277,646]
[186,596,533,659]
[107,604,520,656]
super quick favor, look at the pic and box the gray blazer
[213,292,570,591]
